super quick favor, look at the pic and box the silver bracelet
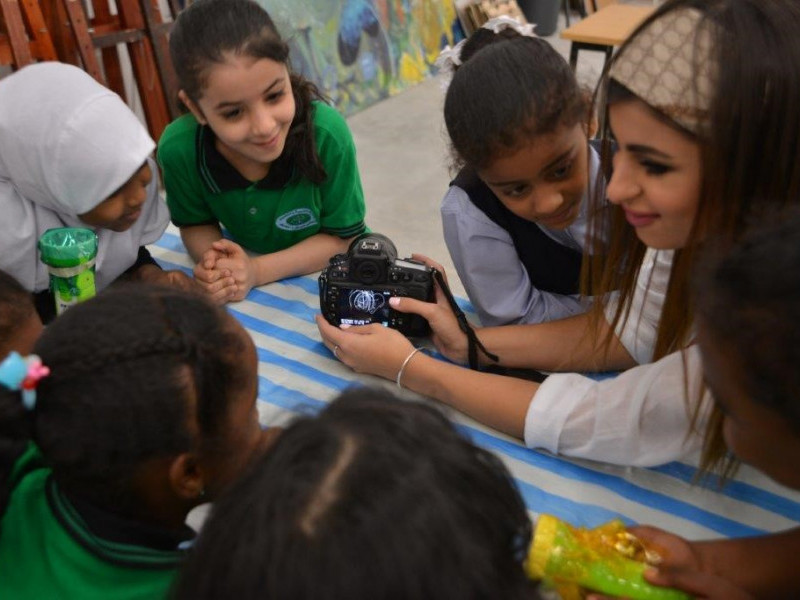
[396,347,423,390]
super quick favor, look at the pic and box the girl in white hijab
[0,62,194,322]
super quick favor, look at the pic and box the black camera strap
[432,269,499,370]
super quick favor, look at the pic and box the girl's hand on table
[193,264,237,304]
[193,244,237,304]
[199,243,224,271]
[315,315,416,381]
[210,239,257,302]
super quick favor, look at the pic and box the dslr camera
[319,233,434,336]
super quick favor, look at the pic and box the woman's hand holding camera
[315,316,416,381]
[387,255,475,365]
[315,250,483,384]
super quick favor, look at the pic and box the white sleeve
[604,248,674,364]
[441,186,585,326]
[523,346,705,466]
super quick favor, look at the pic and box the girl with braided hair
[173,387,542,600]
[0,285,275,599]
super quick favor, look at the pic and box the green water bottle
[38,227,98,315]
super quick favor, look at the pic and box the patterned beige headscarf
[608,8,717,136]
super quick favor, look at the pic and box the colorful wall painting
[260,0,462,116]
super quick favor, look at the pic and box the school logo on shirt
[275,208,318,232]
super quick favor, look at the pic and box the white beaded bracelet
[396,347,423,390]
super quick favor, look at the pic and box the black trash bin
[517,0,561,36]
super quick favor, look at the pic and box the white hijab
[0,62,169,293]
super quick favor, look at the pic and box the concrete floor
[346,10,608,299]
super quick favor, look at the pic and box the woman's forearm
[477,312,637,373]
[401,353,538,439]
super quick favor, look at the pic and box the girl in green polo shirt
[158,0,368,304]
[0,286,277,599]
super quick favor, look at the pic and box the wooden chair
[0,0,57,69]
[41,0,179,141]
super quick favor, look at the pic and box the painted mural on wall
[261,0,460,116]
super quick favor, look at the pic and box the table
[151,226,800,541]
[560,4,655,70]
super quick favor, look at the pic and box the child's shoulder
[158,113,201,152]
[8,441,46,488]
[311,101,352,141]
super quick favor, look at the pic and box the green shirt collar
[195,124,293,193]
[47,477,192,569]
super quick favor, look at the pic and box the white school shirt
[523,248,707,466]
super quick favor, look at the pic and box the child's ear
[178,90,207,125]
[168,452,206,501]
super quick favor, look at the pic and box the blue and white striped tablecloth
[151,227,800,541]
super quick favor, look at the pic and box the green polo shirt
[0,444,187,599]
[157,101,367,254]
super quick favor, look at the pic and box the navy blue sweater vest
[450,168,582,296]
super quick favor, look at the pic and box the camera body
[319,233,434,336]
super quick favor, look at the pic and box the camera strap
[432,269,499,370]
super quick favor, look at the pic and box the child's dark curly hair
[695,208,800,430]
[174,387,540,599]
[444,34,586,171]
[0,284,249,516]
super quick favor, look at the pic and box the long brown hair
[583,0,800,474]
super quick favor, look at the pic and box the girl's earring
[197,488,206,499]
